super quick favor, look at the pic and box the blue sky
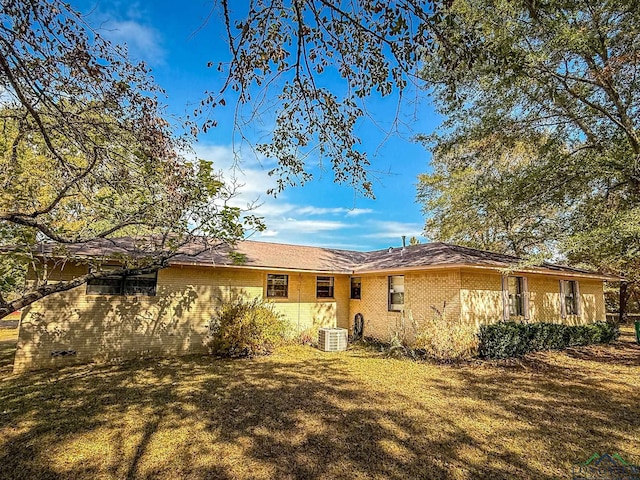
[72,1,441,251]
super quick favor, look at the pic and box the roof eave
[354,262,619,280]
[168,260,353,275]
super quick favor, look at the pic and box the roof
[354,242,603,276]
[175,240,366,273]
[30,237,617,279]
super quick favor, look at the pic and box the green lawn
[0,328,639,479]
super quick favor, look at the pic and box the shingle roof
[355,242,522,271]
[353,242,600,275]
[31,237,614,279]
[175,239,366,273]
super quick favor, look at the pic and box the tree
[417,134,566,257]
[408,236,421,245]
[0,1,261,319]
[203,0,440,198]
[416,0,640,316]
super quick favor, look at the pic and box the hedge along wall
[477,321,619,359]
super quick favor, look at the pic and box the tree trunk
[619,281,629,324]
[0,305,17,320]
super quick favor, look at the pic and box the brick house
[13,239,614,372]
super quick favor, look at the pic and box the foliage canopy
[0,1,261,318]
[417,0,640,291]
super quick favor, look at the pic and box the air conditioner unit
[318,327,348,352]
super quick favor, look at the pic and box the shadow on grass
[561,342,640,366]
[0,356,454,479]
[0,330,18,378]
[0,338,639,479]
[556,327,640,367]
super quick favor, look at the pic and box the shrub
[385,309,417,358]
[294,326,319,346]
[413,304,478,361]
[478,321,619,359]
[206,297,289,357]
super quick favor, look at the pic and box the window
[350,277,361,299]
[316,276,335,298]
[123,272,158,296]
[86,266,157,296]
[267,274,288,298]
[502,275,529,320]
[561,280,579,316]
[388,275,404,311]
[508,276,524,317]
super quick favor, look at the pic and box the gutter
[352,263,620,281]
[169,261,353,275]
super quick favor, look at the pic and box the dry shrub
[413,303,478,361]
[386,311,416,357]
[206,297,289,357]
[295,326,320,346]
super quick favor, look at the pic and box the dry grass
[0,328,18,378]
[0,328,639,479]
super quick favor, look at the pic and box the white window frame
[560,280,580,317]
[502,275,529,321]
[266,274,288,298]
[388,275,405,312]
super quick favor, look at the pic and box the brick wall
[264,272,350,332]
[14,265,349,373]
[345,269,606,343]
[528,275,605,325]
[14,262,607,372]
[347,270,462,342]
[460,270,503,327]
[460,269,606,327]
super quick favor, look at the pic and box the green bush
[206,297,289,357]
[478,321,619,359]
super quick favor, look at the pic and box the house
[13,239,615,372]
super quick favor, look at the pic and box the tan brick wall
[528,276,605,325]
[265,273,350,332]
[577,279,607,322]
[348,270,462,342]
[14,266,349,373]
[460,269,606,327]
[14,262,607,372]
[460,270,503,327]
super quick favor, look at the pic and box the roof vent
[318,327,348,352]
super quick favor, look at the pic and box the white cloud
[362,221,424,240]
[296,206,347,216]
[191,142,411,248]
[294,206,375,217]
[194,144,276,198]
[82,4,166,65]
[345,208,374,217]
[248,202,297,217]
[258,230,279,237]
[311,241,370,250]
[278,219,348,233]
[105,20,165,63]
